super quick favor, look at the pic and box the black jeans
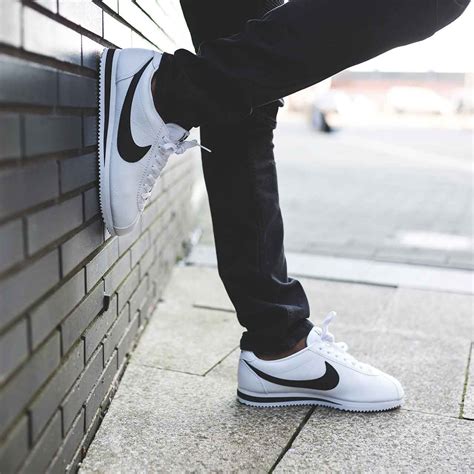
[175,0,469,354]
[167,0,469,128]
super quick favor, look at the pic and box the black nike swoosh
[117,58,153,163]
[245,360,339,390]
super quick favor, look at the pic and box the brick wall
[0,1,200,472]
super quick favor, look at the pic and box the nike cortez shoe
[98,48,205,236]
[237,312,404,412]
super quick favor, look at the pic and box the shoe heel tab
[116,48,159,81]
[240,350,257,362]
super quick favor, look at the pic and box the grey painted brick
[117,265,140,312]
[103,13,132,48]
[85,350,118,427]
[60,282,105,354]
[117,220,142,255]
[0,332,60,436]
[30,269,85,350]
[62,346,103,433]
[103,303,130,362]
[141,192,164,231]
[33,0,57,12]
[0,318,28,385]
[27,195,83,255]
[139,245,156,279]
[0,416,29,474]
[0,219,24,273]
[103,0,118,12]
[19,411,62,474]
[48,408,85,474]
[129,275,148,317]
[0,250,59,331]
[84,295,117,361]
[0,161,59,220]
[61,219,104,276]
[86,238,119,292]
[83,115,97,147]
[84,186,100,221]
[0,0,21,46]
[104,250,131,294]
[140,294,157,324]
[0,55,57,106]
[23,7,81,65]
[81,35,103,71]
[24,115,82,157]
[0,113,21,160]
[58,0,103,36]
[58,72,97,108]
[117,312,139,367]
[60,152,97,194]
[131,231,150,268]
[29,342,84,442]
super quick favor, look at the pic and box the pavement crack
[132,362,205,377]
[268,407,315,473]
[193,303,235,314]
[459,341,473,419]
[203,345,240,376]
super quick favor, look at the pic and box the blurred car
[313,90,353,115]
[386,86,455,115]
[310,90,377,131]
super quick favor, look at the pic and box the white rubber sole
[237,389,404,412]
[98,48,119,237]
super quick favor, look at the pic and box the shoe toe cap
[378,372,405,402]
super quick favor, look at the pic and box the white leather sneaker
[237,312,404,411]
[98,48,204,236]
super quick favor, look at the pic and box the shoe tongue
[306,327,322,346]
[166,123,189,142]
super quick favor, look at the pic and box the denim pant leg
[200,105,313,355]
[180,0,313,354]
[168,0,470,127]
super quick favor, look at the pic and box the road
[198,112,473,269]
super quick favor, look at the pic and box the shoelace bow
[319,311,349,353]
[140,136,211,207]
[318,312,373,372]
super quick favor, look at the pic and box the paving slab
[187,244,474,295]
[163,264,233,313]
[186,261,397,324]
[330,325,469,417]
[211,323,470,418]
[275,409,474,473]
[463,346,474,420]
[132,304,241,375]
[293,278,395,329]
[79,363,310,473]
[373,287,473,341]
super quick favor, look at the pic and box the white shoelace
[317,311,363,368]
[139,136,211,209]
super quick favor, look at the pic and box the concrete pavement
[80,264,473,473]
[80,116,473,472]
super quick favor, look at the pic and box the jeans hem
[240,318,314,355]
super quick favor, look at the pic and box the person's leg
[155,0,470,129]
[180,0,312,355]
